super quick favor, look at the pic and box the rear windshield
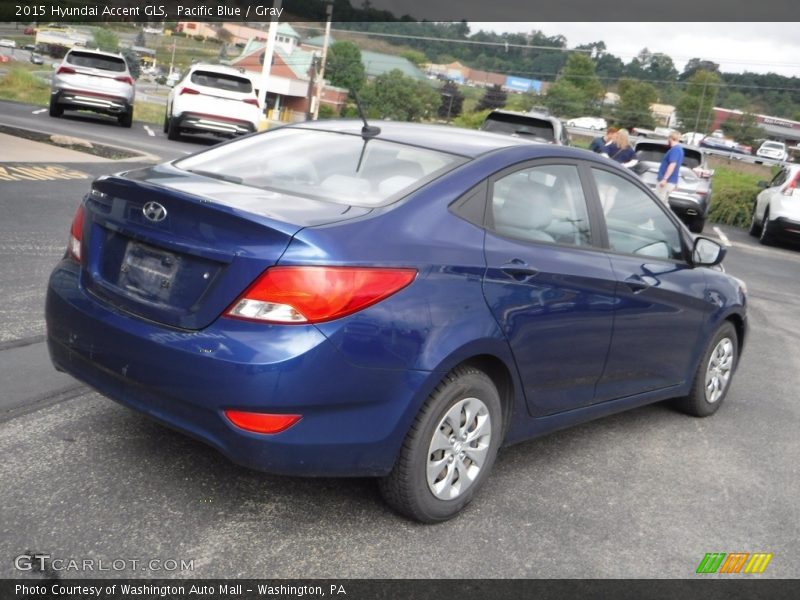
[190,70,253,93]
[762,142,784,149]
[480,113,555,142]
[636,145,702,169]
[66,51,126,72]
[175,128,467,207]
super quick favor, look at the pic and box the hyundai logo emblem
[142,201,167,223]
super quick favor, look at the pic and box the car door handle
[624,274,650,293]
[501,259,539,281]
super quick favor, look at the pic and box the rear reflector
[115,75,134,85]
[68,204,85,263]
[783,171,800,196]
[243,98,259,107]
[56,66,76,75]
[179,86,200,95]
[224,410,301,434]
[226,266,417,324]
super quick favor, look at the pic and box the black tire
[748,208,762,237]
[163,109,169,133]
[688,215,705,234]
[759,208,774,245]
[118,108,133,128]
[379,365,503,523]
[672,321,738,418]
[166,116,181,141]
[49,95,63,118]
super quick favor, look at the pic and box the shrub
[452,109,491,130]
[707,166,763,228]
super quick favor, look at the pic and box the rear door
[481,161,617,415]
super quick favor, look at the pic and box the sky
[471,23,800,78]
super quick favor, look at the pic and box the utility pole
[312,0,333,120]
[693,76,709,133]
[258,0,283,129]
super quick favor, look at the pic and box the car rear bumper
[668,193,708,217]
[176,112,256,137]
[53,88,131,114]
[45,260,428,477]
[766,216,800,240]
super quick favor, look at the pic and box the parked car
[749,163,800,245]
[0,39,17,48]
[165,64,260,140]
[566,116,607,130]
[680,131,706,146]
[632,141,714,233]
[699,132,751,155]
[481,110,570,145]
[29,53,43,65]
[50,48,135,127]
[756,140,788,162]
[46,121,746,523]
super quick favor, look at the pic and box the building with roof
[712,107,800,145]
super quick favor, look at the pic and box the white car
[0,39,16,48]
[749,163,800,245]
[165,64,260,140]
[756,140,788,162]
[566,116,607,130]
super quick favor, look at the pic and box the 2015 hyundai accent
[46,121,747,522]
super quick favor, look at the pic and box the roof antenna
[352,89,381,140]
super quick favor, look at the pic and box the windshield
[175,128,467,207]
[480,113,555,142]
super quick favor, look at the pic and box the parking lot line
[143,125,155,137]
[713,226,732,247]
[31,109,46,115]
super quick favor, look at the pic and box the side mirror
[757,180,768,189]
[692,237,726,267]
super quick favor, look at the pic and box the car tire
[759,208,774,245]
[118,109,133,128]
[672,321,738,418]
[167,116,181,141]
[688,216,705,234]
[49,96,63,118]
[378,365,503,523]
[163,109,169,134]
[748,208,763,237]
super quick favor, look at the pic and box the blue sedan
[45,121,747,522]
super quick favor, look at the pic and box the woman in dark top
[602,129,638,167]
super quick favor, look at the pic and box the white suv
[756,140,788,162]
[749,163,800,245]
[165,64,260,140]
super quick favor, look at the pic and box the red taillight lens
[68,204,85,263]
[224,410,301,434]
[243,98,259,107]
[56,66,76,75]
[179,86,200,95]
[226,266,417,324]
[115,75,134,85]
[783,171,800,196]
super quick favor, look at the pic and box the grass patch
[0,68,50,105]
[707,165,766,228]
[133,100,166,126]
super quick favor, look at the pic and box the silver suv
[50,48,135,127]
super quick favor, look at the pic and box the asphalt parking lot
[1,101,799,579]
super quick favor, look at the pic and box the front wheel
[688,215,706,233]
[672,321,738,417]
[379,366,503,523]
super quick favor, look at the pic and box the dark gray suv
[480,110,570,145]
[50,49,136,127]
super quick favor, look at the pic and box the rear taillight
[68,204,85,263]
[243,98,259,107]
[224,410,301,434]
[226,266,417,324]
[782,171,800,196]
[692,167,714,179]
[179,86,200,96]
[115,75,134,85]
[56,66,76,75]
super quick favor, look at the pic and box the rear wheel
[759,208,774,245]
[118,108,133,128]
[672,321,738,417]
[748,207,762,237]
[167,116,181,141]
[379,366,502,523]
[49,96,63,118]
[163,109,169,133]
[688,215,705,234]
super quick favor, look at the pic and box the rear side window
[66,51,126,72]
[175,128,466,207]
[481,113,555,142]
[190,70,253,93]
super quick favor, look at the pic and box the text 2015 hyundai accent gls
[46,121,747,522]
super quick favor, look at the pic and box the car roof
[290,120,535,158]
[188,63,251,77]
[66,48,124,59]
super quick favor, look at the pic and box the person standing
[657,131,684,203]
[602,128,638,168]
[589,126,618,153]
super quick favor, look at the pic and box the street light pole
[258,0,283,128]
[312,0,333,120]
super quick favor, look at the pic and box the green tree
[676,70,721,132]
[505,91,539,113]
[400,49,428,67]
[134,30,146,47]
[543,80,587,117]
[476,84,507,111]
[721,112,762,148]
[326,41,366,96]
[560,53,604,102]
[438,80,464,120]
[614,78,658,129]
[360,70,438,121]
[121,49,140,79]
[92,29,119,53]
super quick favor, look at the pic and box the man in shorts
[657,131,684,204]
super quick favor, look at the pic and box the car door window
[491,164,592,246]
[591,168,682,260]
[770,168,788,188]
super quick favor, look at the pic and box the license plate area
[118,240,179,303]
